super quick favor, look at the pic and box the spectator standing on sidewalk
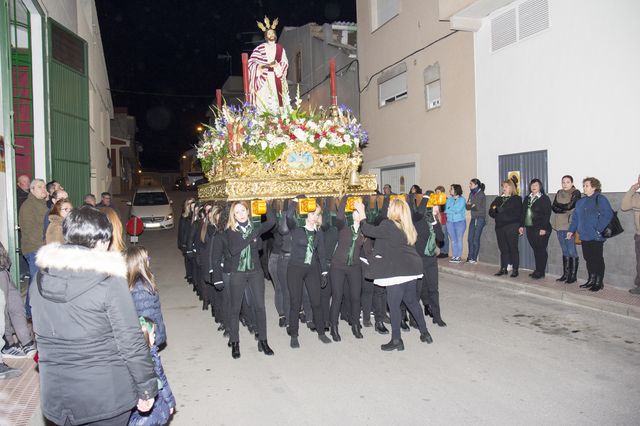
[44,191,69,238]
[1,242,36,359]
[519,179,552,279]
[97,191,113,208]
[433,186,449,258]
[30,206,157,426]
[45,180,63,208]
[83,193,97,207]
[621,175,640,294]
[16,174,30,210]
[445,184,467,263]
[489,180,523,277]
[18,178,48,318]
[0,290,22,379]
[466,178,486,264]
[551,175,581,283]
[567,177,614,292]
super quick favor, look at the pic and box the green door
[48,19,89,207]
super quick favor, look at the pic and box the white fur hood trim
[36,243,127,278]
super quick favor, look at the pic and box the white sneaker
[467,259,477,264]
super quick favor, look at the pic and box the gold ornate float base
[198,174,377,201]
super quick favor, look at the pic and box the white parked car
[128,186,174,230]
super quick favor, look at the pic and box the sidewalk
[0,357,40,426]
[438,258,640,319]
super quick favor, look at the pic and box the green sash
[237,222,254,272]
[424,222,437,257]
[347,225,359,266]
[304,229,315,264]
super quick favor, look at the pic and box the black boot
[381,339,404,351]
[330,325,341,342]
[580,273,596,288]
[495,268,508,276]
[510,268,519,278]
[420,331,434,343]
[290,336,300,348]
[433,317,447,327]
[400,319,410,331]
[351,322,363,339]
[589,275,604,292]
[556,256,569,282]
[231,342,240,359]
[318,333,332,344]
[375,321,389,335]
[566,258,579,284]
[257,340,274,355]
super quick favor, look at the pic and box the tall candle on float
[241,53,249,102]
[216,89,222,110]
[329,58,337,106]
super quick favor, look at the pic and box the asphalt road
[136,190,640,426]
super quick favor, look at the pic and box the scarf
[237,221,254,272]
[304,228,315,265]
[524,194,539,227]
[346,225,359,266]
[424,221,437,257]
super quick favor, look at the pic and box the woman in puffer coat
[126,246,167,348]
[31,207,157,426]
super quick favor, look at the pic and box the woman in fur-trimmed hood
[30,206,158,426]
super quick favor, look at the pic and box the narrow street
[136,190,640,426]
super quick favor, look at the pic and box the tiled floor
[0,357,39,426]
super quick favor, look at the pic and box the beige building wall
[357,0,477,192]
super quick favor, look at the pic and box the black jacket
[31,244,157,425]
[286,201,328,272]
[408,194,444,257]
[521,193,552,231]
[551,188,581,213]
[331,196,366,269]
[489,195,523,228]
[220,210,275,275]
[360,219,423,280]
[177,216,190,251]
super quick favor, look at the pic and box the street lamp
[196,126,203,132]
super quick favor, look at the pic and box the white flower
[260,140,267,150]
[319,138,328,148]
[292,127,308,142]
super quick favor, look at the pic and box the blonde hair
[227,201,250,231]
[208,205,223,230]
[387,198,417,245]
[182,198,195,218]
[100,207,126,252]
[502,179,516,195]
[126,246,157,293]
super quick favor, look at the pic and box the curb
[439,265,640,320]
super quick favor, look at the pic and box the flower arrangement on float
[196,90,368,174]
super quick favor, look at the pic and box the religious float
[196,17,377,203]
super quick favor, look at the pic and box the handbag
[596,195,623,238]
[574,231,582,245]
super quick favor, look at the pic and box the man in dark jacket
[30,207,157,425]
[16,175,30,210]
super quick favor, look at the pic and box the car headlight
[166,214,173,220]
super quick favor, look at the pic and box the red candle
[216,89,222,110]
[241,53,249,102]
[329,58,337,106]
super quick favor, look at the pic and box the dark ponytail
[471,178,485,192]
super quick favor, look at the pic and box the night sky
[95,0,356,170]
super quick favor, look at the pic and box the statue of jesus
[248,17,290,112]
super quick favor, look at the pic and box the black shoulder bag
[596,195,623,238]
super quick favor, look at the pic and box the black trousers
[496,224,520,269]
[418,256,442,320]
[361,276,387,322]
[329,264,362,327]
[386,280,427,341]
[526,227,550,273]
[582,240,605,277]
[228,270,267,343]
[287,261,324,337]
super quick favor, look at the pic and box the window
[371,0,400,31]
[378,62,407,107]
[424,62,441,110]
[133,192,169,206]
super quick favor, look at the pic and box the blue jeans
[556,230,578,257]
[441,222,449,254]
[446,220,467,258]
[23,251,38,319]
[467,217,486,261]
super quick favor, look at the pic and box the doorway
[498,150,548,271]
[380,163,415,194]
